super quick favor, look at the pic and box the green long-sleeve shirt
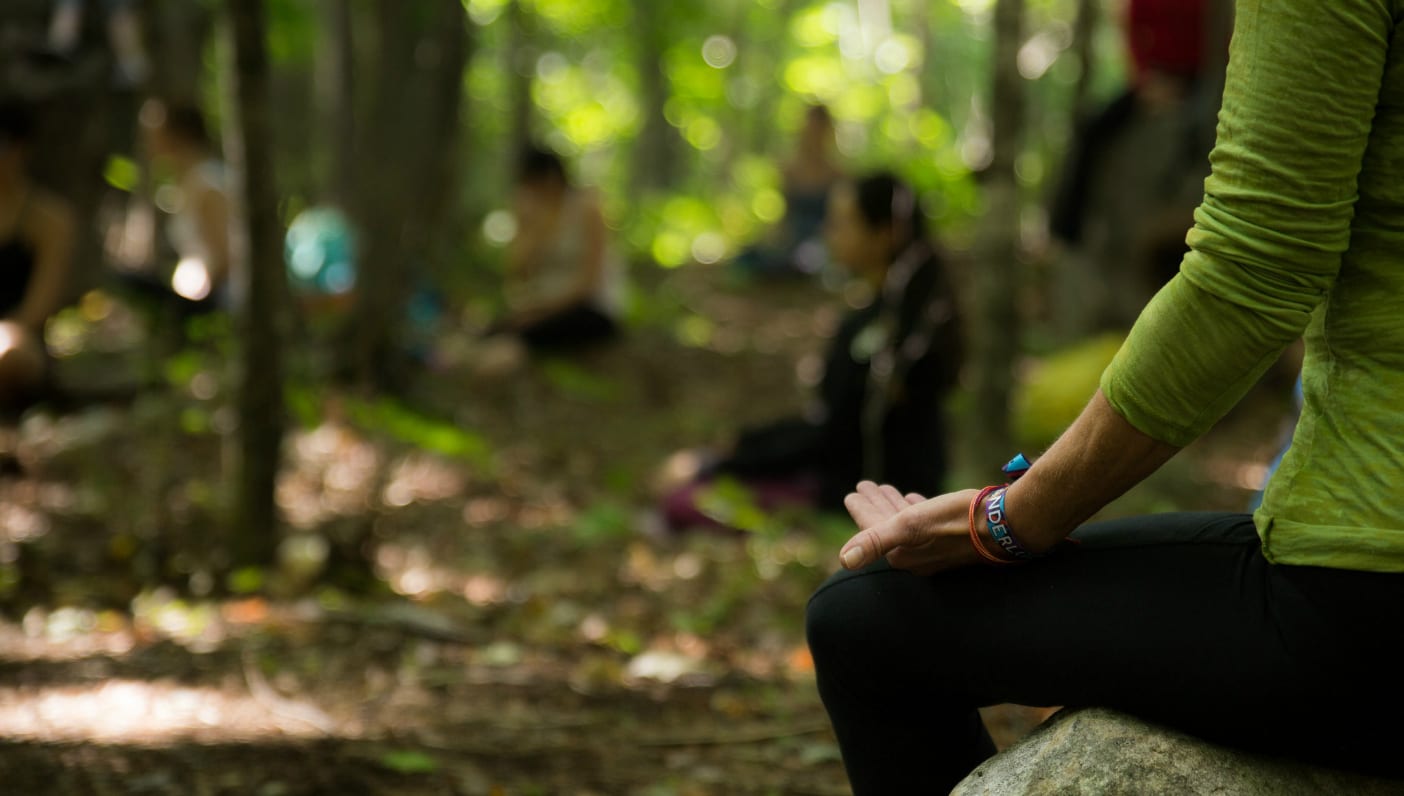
[1100,0,1404,572]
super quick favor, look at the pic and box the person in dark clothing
[732,105,844,278]
[0,101,74,409]
[662,172,961,532]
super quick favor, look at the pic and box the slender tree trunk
[631,0,679,193]
[404,2,472,290]
[1068,0,1098,119]
[147,0,212,105]
[505,0,535,163]
[222,0,286,567]
[966,0,1026,468]
[316,0,356,206]
[346,0,469,391]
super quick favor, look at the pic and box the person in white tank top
[492,147,623,349]
[140,99,231,308]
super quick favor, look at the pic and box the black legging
[806,513,1404,794]
[515,303,617,350]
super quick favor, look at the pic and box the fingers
[844,481,905,530]
[859,481,908,515]
[905,493,925,505]
[841,523,893,570]
[843,491,891,532]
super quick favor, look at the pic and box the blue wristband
[984,487,1038,561]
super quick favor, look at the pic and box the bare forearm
[1005,389,1180,550]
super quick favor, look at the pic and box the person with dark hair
[733,104,844,278]
[661,172,961,532]
[0,101,75,408]
[137,98,230,309]
[808,3,1404,793]
[489,146,624,349]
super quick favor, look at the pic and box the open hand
[839,481,984,575]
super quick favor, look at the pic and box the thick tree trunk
[346,0,469,391]
[966,0,1026,468]
[223,0,286,567]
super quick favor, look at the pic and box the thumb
[840,517,906,570]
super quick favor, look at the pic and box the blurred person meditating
[733,104,844,278]
[662,172,961,533]
[487,146,625,350]
[136,98,231,313]
[0,101,74,409]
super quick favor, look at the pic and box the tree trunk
[222,0,286,567]
[147,0,212,105]
[346,0,470,391]
[505,0,535,166]
[965,0,1026,469]
[631,0,679,193]
[315,0,356,207]
[1068,0,1098,119]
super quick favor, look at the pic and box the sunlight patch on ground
[279,423,382,529]
[0,679,332,744]
[381,453,465,508]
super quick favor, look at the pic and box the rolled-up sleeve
[1101,0,1396,446]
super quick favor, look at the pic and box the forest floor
[0,266,1294,795]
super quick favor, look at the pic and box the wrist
[1002,480,1072,554]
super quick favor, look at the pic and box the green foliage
[694,477,786,539]
[227,566,266,595]
[102,155,140,192]
[343,398,495,470]
[200,0,1134,302]
[378,750,440,775]
[539,359,619,402]
[572,499,635,543]
[1012,332,1126,449]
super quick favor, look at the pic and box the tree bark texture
[1068,0,1098,119]
[315,0,356,207]
[505,0,535,168]
[967,0,1026,466]
[223,0,287,567]
[631,0,681,193]
[346,0,470,391]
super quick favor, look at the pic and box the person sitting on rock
[807,3,1404,793]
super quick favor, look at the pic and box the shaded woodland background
[0,0,1293,794]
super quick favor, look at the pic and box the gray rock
[952,707,1404,796]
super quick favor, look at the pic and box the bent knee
[806,563,923,668]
